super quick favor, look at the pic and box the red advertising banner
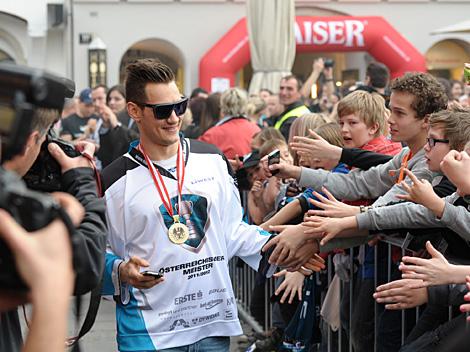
[199,16,426,91]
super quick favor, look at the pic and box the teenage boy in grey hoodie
[303,108,470,257]
[263,72,448,263]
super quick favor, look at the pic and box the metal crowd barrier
[229,237,461,352]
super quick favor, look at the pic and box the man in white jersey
[101,59,316,351]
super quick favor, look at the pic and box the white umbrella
[432,20,470,34]
[247,0,296,95]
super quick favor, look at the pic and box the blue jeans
[157,336,230,352]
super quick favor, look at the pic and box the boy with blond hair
[337,90,401,155]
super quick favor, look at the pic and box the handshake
[259,225,325,275]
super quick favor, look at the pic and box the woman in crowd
[106,85,126,114]
[198,92,222,135]
[199,88,260,159]
[246,95,268,128]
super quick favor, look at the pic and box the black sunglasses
[427,137,449,148]
[137,97,188,120]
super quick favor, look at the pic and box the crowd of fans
[2,56,470,352]
[146,60,468,352]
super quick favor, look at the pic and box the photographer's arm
[61,167,106,294]
[49,142,107,294]
[25,277,71,352]
[323,66,335,97]
[300,59,324,99]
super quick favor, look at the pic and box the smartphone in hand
[267,149,281,176]
[141,270,163,280]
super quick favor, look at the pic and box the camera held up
[0,63,76,290]
[24,129,81,192]
[324,58,335,69]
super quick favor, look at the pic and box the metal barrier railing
[229,237,462,351]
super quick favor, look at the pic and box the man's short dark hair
[391,72,448,119]
[92,84,108,93]
[125,59,175,104]
[366,62,390,89]
[281,75,303,91]
[190,87,208,99]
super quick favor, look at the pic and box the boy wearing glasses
[303,108,470,257]
[100,59,315,352]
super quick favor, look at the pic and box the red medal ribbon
[138,142,185,220]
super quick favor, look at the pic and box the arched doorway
[119,38,185,91]
[0,48,14,62]
[199,16,426,92]
[0,12,28,64]
[425,39,470,80]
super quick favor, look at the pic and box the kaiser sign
[294,20,365,47]
[199,16,426,91]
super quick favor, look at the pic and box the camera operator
[300,58,336,102]
[3,108,107,295]
[0,66,107,351]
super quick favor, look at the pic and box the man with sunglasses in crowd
[100,59,316,352]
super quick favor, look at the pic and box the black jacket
[340,148,393,170]
[62,167,107,295]
[97,110,140,168]
[0,167,107,351]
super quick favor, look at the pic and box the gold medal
[168,222,190,244]
[139,143,189,245]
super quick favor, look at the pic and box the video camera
[0,63,75,290]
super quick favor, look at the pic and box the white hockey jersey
[102,138,270,351]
